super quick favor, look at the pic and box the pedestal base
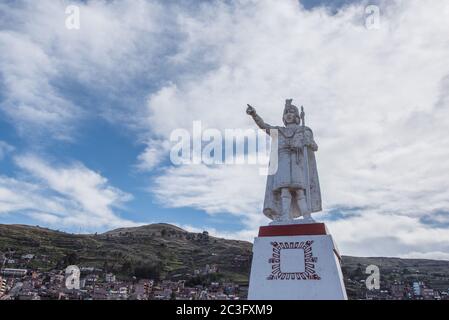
[248,223,347,300]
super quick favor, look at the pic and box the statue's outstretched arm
[246,104,274,132]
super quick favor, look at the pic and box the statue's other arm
[305,129,318,152]
[246,104,274,132]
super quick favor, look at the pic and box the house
[105,273,116,283]
[1,268,28,277]
[422,288,435,300]
[0,276,7,296]
[119,287,128,295]
[390,282,405,299]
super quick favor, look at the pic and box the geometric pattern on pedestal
[267,240,321,280]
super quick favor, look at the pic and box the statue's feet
[269,211,292,225]
[270,217,286,226]
[302,213,315,222]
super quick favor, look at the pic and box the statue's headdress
[283,99,301,125]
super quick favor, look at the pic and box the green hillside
[0,223,252,283]
[1,223,448,299]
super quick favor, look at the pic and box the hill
[0,223,252,283]
[1,223,448,299]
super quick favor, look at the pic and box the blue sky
[0,0,363,233]
[1,0,449,260]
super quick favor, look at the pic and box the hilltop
[1,223,448,299]
[0,223,252,283]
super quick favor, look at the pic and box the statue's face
[283,109,296,124]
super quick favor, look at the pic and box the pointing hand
[246,104,256,116]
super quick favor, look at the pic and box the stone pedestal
[248,223,347,300]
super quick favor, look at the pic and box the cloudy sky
[1,0,449,260]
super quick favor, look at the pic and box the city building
[1,268,28,277]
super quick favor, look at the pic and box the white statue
[246,99,322,223]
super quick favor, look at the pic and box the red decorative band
[258,223,327,237]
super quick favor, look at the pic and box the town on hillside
[1,250,448,300]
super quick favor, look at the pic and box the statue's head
[283,99,301,125]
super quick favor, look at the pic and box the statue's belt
[279,146,303,164]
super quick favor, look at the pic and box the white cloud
[0,30,81,140]
[0,155,141,230]
[324,211,449,258]
[144,0,449,259]
[0,141,14,160]
[136,139,171,172]
[0,0,177,139]
[1,0,448,259]
[153,163,269,230]
[399,251,449,261]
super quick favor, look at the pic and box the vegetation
[1,223,448,299]
[0,223,252,282]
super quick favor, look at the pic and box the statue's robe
[263,125,322,220]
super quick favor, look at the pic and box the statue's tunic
[262,125,322,220]
[271,126,306,190]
